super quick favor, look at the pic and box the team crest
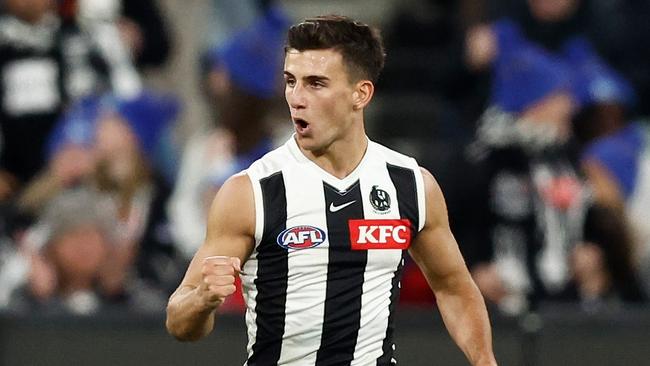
[276,225,326,250]
[369,185,391,212]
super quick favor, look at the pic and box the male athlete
[166,15,497,366]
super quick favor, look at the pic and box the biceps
[409,226,468,291]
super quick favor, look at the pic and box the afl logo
[370,185,391,212]
[276,225,326,250]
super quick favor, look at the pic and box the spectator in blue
[463,0,635,127]
[167,5,290,263]
[16,90,185,312]
[460,23,646,313]
[571,42,650,301]
[462,32,588,315]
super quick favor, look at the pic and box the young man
[166,15,497,366]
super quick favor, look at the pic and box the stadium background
[1,0,649,365]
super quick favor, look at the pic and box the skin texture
[527,0,580,23]
[283,48,373,178]
[3,0,53,24]
[166,47,497,365]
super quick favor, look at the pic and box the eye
[310,80,325,89]
[285,77,296,87]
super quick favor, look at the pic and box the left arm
[408,168,497,366]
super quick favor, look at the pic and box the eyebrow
[305,75,329,84]
[283,71,330,83]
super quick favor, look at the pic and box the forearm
[436,278,497,366]
[165,285,219,341]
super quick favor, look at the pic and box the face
[4,0,54,23]
[520,91,576,143]
[49,225,109,280]
[283,48,360,154]
[94,114,140,184]
[527,0,579,22]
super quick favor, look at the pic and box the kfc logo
[348,219,411,250]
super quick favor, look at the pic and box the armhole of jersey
[414,165,426,232]
[248,172,264,248]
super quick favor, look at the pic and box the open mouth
[293,118,309,132]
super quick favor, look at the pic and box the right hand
[198,256,241,309]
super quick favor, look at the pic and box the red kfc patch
[348,219,411,250]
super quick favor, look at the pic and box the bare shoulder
[212,172,254,206]
[174,173,255,291]
[206,172,256,244]
[419,167,442,193]
[409,167,464,282]
[418,167,449,227]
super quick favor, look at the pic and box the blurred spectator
[60,0,171,70]
[0,204,29,309]
[571,45,650,299]
[458,17,646,314]
[0,0,112,194]
[456,0,638,127]
[483,0,650,117]
[380,0,488,139]
[166,5,289,313]
[168,5,289,261]
[204,0,274,50]
[118,0,171,70]
[15,91,184,312]
[464,45,585,315]
[73,0,142,97]
[10,188,117,315]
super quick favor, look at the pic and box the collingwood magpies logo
[369,185,391,212]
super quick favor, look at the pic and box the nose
[286,83,306,110]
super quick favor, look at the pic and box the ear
[352,80,374,111]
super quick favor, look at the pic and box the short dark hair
[285,15,386,83]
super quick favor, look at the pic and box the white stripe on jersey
[352,159,404,365]
[243,135,425,366]
[242,172,264,360]
[278,161,328,364]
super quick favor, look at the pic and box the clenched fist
[199,256,241,309]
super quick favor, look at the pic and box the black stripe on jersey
[375,251,405,366]
[386,163,419,232]
[316,181,367,366]
[377,164,419,365]
[248,172,288,366]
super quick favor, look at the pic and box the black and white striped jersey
[241,136,426,366]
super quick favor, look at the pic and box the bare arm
[409,168,497,366]
[165,173,255,341]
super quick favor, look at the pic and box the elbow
[165,319,189,342]
[165,304,211,342]
[166,317,204,342]
[168,328,204,342]
[165,304,203,342]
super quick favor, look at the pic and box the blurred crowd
[0,0,648,318]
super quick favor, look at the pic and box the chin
[296,138,316,151]
[295,136,323,153]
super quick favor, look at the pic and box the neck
[299,122,368,179]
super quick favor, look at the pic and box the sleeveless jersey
[241,136,426,366]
